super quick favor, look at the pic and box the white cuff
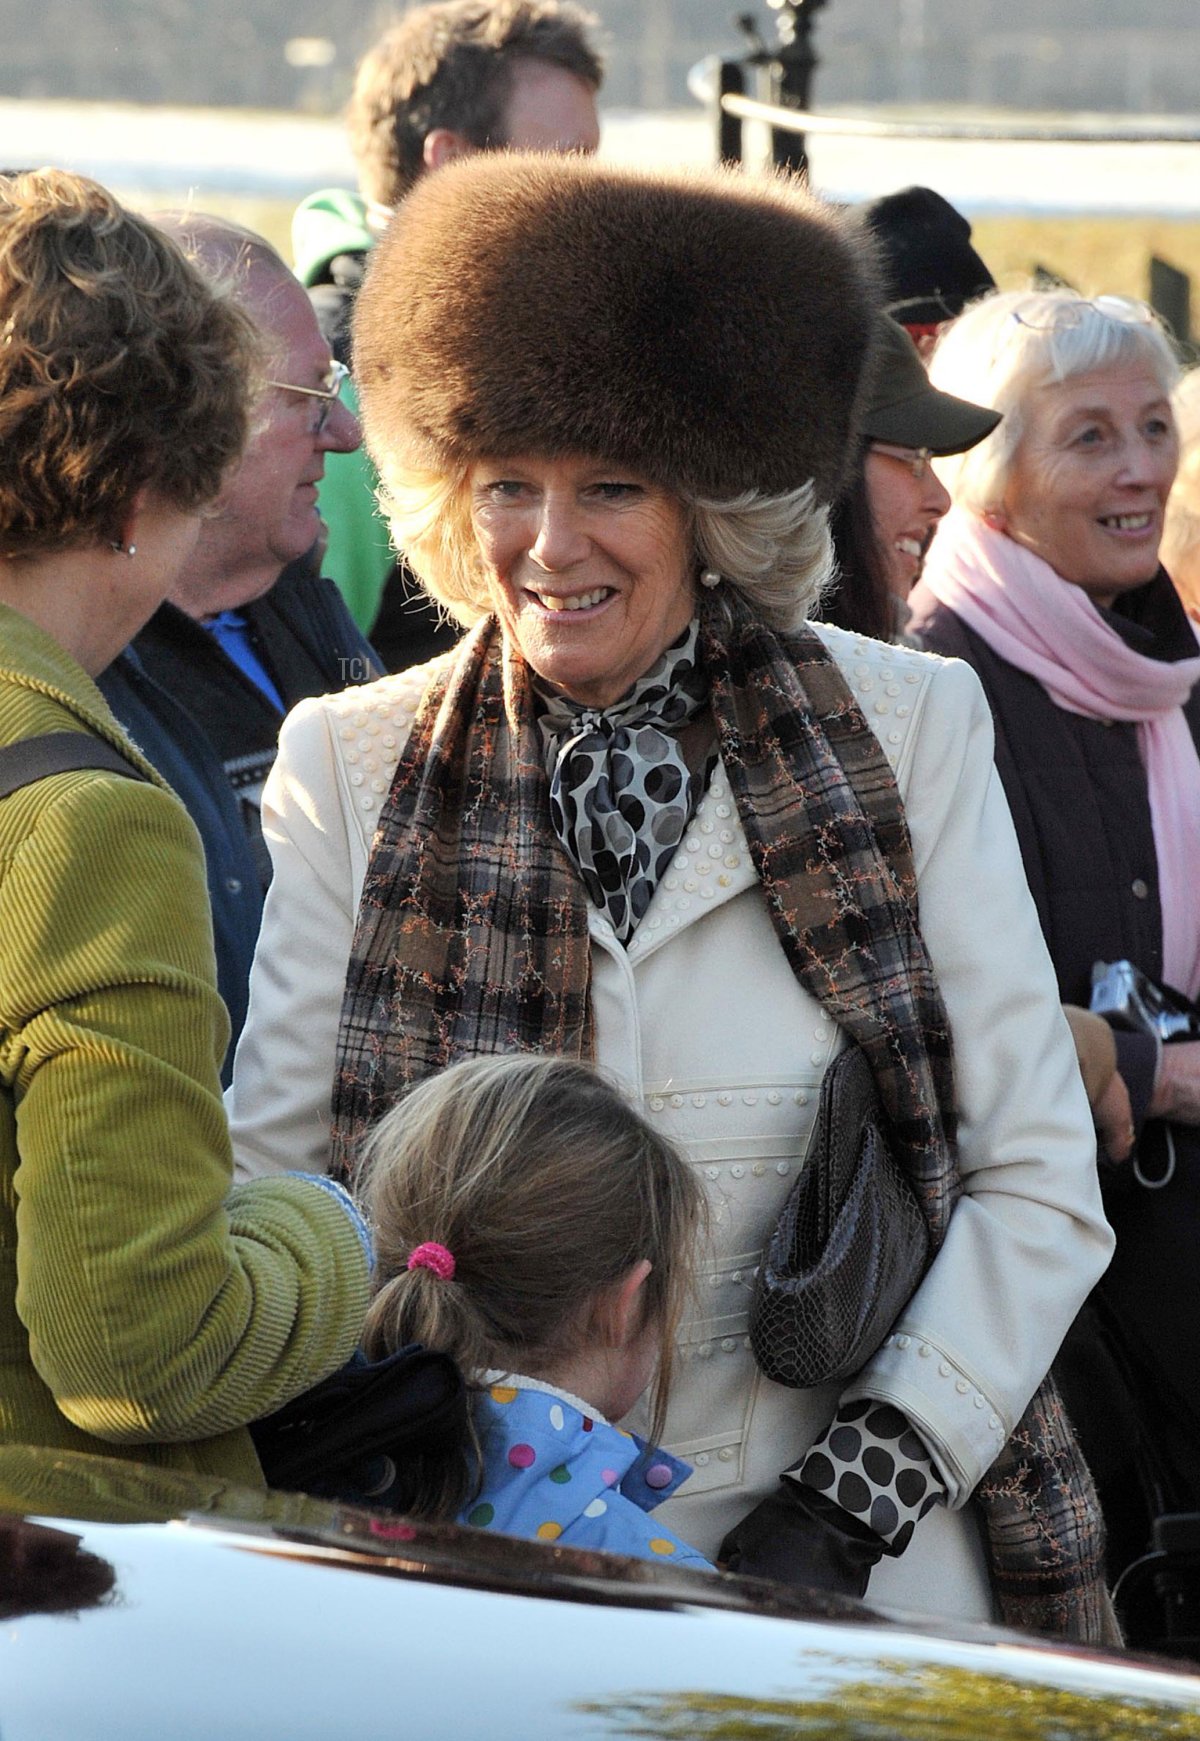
[841,1328,1009,1507]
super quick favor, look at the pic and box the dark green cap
[862,313,1000,455]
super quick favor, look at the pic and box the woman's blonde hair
[375,458,833,634]
[928,287,1182,516]
[0,169,258,559]
[358,1053,705,1500]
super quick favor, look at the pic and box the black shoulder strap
[0,731,150,801]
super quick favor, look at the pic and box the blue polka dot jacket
[459,1380,714,1569]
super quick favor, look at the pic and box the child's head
[358,1054,704,1442]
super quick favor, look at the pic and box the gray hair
[376,461,833,634]
[149,211,290,296]
[927,287,1182,515]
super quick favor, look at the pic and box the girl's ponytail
[359,1244,492,1520]
[362,1236,498,1381]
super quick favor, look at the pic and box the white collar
[478,1368,612,1427]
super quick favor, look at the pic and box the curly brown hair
[0,169,258,559]
[348,0,602,209]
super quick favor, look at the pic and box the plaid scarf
[332,586,1113,1643]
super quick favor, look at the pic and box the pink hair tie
[407,1241,456,1281]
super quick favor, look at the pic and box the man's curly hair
[348,0,602,209]
[0,169,259,558]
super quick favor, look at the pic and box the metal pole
[767,0,827,176]
[1149,256,1192,349]
[713,59,747,166]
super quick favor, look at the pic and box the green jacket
[292,189,394,635]
[0,608,371,1485]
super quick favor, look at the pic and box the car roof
[3,1444,1200,1739]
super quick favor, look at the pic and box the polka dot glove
[795,1399,947,1555]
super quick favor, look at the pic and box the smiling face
[468,453,697,707]
[863,444,953,600]
[997,364,1179,606]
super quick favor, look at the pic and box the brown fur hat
[353,153,879,505]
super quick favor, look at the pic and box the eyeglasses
[1009,295,1160,334]
[867,441,935,480]
[266,359,350,435]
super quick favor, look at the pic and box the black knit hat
[855,186,995,329]
[862,314,999,455]
[354,153,880,506]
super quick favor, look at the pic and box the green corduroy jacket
[0,606,370,1486]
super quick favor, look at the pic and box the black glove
[718,1477,886,1597]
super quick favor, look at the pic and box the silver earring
[699,567,721,589]
[109,539,136,557]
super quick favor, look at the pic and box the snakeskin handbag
[749,1043,931,1389]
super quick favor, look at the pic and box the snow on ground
[1,97,1199,217]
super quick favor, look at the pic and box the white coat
[227,622,1113,1625]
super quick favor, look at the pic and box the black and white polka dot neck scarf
[537,619,709,944]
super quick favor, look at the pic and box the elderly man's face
[179,272,360,617]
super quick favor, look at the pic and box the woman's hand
[1149,1041,1200,1124]
[1094,1069,1135,1162]
[1061,1005,1133,1160]
[718,1480,884,1596]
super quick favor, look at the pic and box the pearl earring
[699,567,722,589]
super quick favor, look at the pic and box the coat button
[225,877,242,894]
[1131,878,1149,900]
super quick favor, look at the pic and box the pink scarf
[918,507,1200,999]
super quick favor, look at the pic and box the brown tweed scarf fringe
[331,620,593,1167]
[331,586,1113,1643]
